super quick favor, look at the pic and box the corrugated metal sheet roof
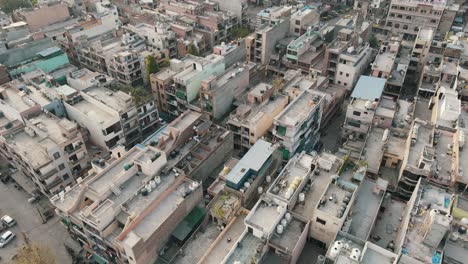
[226,139,273,186]
[350,76,386,101]
[37,46,61,57]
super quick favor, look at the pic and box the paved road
[0,180,79,263]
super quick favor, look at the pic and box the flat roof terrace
[245,198,286,235]
[369,197,406,251]
[406,120,434,169]
[403,182,452,263]
[224,231,265,264]
[267,153,314,203]
[292,154,341,219]
[275,91,321,126]
[346,178,386,241]
[201,214,247,264]
[269,216,307,254]
[432,129,456,185]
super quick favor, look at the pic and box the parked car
[0,231,15,248]
[1,215,16,227]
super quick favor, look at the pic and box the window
[414,27,419,32]
[63,174,69,180]
[316,217,326,225]
[430,19,437,23]
[406,16,411,20]
[353,111,361,116]
[295,28,300,33]
[53,152,60,159]
[387,22,393,27]
[403,25,408,30]
[344,83,348,86]
[397,14,403,18]
[338,81,341,85]
[339,71,343,75]
[348,120,361,128]
[394,23,400,29]
[296,20,300,25]
[346,73,349,77]
[58,164,65,170]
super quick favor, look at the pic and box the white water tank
[285,213,292,222]
[154,176,161,184]
[285,188,294,199]
[281,219,288,227]
[350,248,361,260]
[150,180,156,189]
[277,224,284,234]
[461,218,468,226]
[244,182,251,188]
[277,205,283,213]
[329,241,343,259]
[258,186,263,194]
[266,175,272,183]
[299,193,305,202]
[382,129,389,142]
[146,184,152,193]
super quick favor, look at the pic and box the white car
[1,215,16,227]
[0,230,15,248]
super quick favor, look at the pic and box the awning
[10,171,38,194]
[172,207,206,242]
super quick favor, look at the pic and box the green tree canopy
[369,34,379,49]
[232,27,250,39]
[188,44,200,56]
[0,0,32,14]
[145,55,159,82]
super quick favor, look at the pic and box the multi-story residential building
[438,2,460,35]
[397,118,436,199]
[246,19,290,65]
[212,40,247,68]
[408,28,434,84]
[200,62,252,120]
[61,3,121,63]
[67,69,159,137]
[56,85,140,150]
[255,6,292,29]
[284,30,325,73]
[290,6,319,37]
[371,35,410,94]
[151,109,234,182]
[322,28,374,90]
[385,0,446,39]
[77,33,147,85]
[51,145,203,264]
[0,86,90,196]
[108,49,151,86]
[125,22,177,58]
[273,89,323,160]
[151,54,225,117]
[227,83,288,153]
[342,76,386,159]
[12,2,71,32]
[211,0,247,24]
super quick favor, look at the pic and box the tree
[13,239,56,264]
[369,34,379,49]
[145,55,159,82]
[188,43,200,56]
[0,0,32,14]
[232,27,250,39]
